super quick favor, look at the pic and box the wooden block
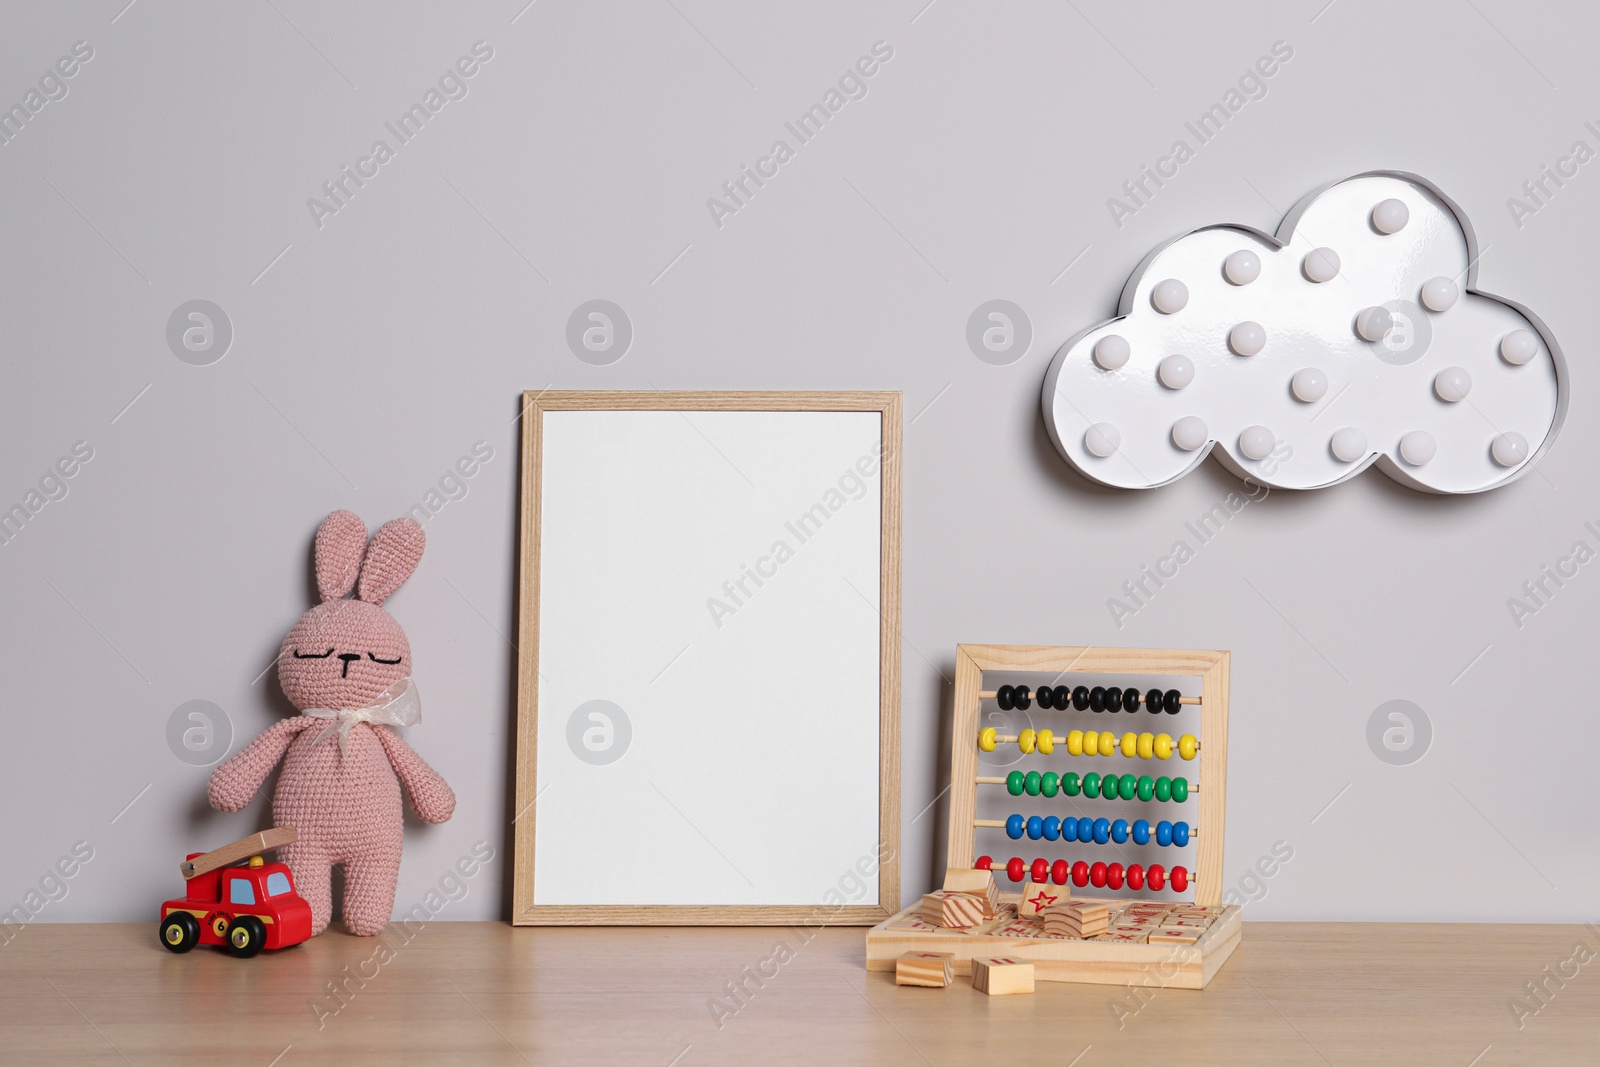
[941,868,1000,916]
[1050,901,1109,924]
[1150,928,1201,945]
[179,826,298,880]
[1105,925,1150,942]
[1094,933,1146,944]
[920,892,985,929]
[971,956,1035,995]
[1017,882,1069,918]
[895,951,954,987]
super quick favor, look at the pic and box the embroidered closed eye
[293,648,336,659]
[367,652,403,665]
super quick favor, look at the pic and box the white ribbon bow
[303,677,422,755]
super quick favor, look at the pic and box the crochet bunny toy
[208,510,454,936]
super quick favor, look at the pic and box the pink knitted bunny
[209,511,455,936]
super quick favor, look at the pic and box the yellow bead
[1179,734,1198,760]
[1018,729,1036,755]
[1154,733,1173,759]
[1081,730,1098,757]
[1137,732,1154,760]
[1120,732,1138,758]
[979,727,997,753]
[1037,729,1055,755]
[1100,731,1116,757]
[1066,730,1084,756]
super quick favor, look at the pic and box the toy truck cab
[159,828,312,958]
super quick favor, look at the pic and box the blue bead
[1006,814,1024,839]
[1173,821,1190,847]
[1078,817,1094,841]
[1132,819,1151,845]
[1042,816,1061,841]
[1061,817,1078,842]
[1026,815,1043,840]
[1111,819,1130,844]
[1156,820,1173,847]
[1093,818,1110,845]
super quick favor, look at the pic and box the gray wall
[2,0,1594,926]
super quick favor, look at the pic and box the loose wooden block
[1095,933,1146,944]
[1017,882,1069,918]
[895,951,955,987]
[971,956,1035,995]
[920,891,985,929]
[942,868,1000,916]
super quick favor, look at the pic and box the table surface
[2,921,1596,1065]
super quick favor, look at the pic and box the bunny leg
[340,844,402,936]
[281,841,333,937]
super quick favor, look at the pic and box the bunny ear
[314,510,368,602]
[357,518,425,605]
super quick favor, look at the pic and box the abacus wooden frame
[946,645,1229,906]
[512,390,902,926]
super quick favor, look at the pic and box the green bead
[1082,772,1101,798]
[1172,776,1189,803]
[1062,772,1081,797]
[1154,776,1172,802]
[1041,771,1060,798]
[1006,770,1024,796]
[1119,774,1138,801]
[1024,770,1042,796]
[1098,773,1119,799]
[1136,775,1155,802]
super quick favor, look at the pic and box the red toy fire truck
[158,826,312,958]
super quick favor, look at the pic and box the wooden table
[2,922,1595,1065]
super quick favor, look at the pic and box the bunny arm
[373,726,456,824]
[208,717,317,812]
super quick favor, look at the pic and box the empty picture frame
[513,391,901,924]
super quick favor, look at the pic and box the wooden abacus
[866,644,1239,988]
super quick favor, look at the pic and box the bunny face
[278,510,425,712]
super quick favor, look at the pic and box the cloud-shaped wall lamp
[1042,172,1567,493]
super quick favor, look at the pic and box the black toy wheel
[225,915,266,959]
[159,912,200,953]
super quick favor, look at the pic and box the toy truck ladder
[179,826,298,880]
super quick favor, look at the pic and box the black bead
[1037,685,1055,710]
[1146,688,1163,713]
[1072,686,1090,710]
[1164,688,1182,714]
[1123,688,1142,713]
[1105,687,1123,713]
[1054,685,1071,709]
[1014,685,1031,710]
[997,685,1013,710]
[1089,686,1106,712]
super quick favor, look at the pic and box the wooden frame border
[946,645,1229,905]
[512,391,902,925]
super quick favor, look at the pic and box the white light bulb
[1223,250,1261,285]
[1151,279,1189,314]
[1291,368,1328,402]
[1434,367,1472,403]
[1491,432,1529,467]
[1372,198,1409,234]
[1303,247,1340,282]
[1356,306,1394,342]
[1399,430,1436,466]
[1420,277,1459,312]
[1171,416,1208,451]
[1085,423,1121,457]
[1158,354,1195,389]
[1330,427,1367,463]
[1238,425,1274,461]
[1229,321,1266,356]
[1093,334,1130,370]
[1500,330,1538,365]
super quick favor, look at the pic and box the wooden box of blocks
[867,645,1241,989]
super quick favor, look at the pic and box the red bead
[1071,861,1089,887]
[1171,866,1189,893]
[1127,863,1145,890]
[975,855,993,871]
[1051,859,1070,885]
[1030,858,1049,883]
[1147,863,1165,891]
[1006,857,1025,882]
[1089,861,1108,888]
[1106,863,1125,890]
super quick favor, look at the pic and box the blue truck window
[228,877,256,906]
